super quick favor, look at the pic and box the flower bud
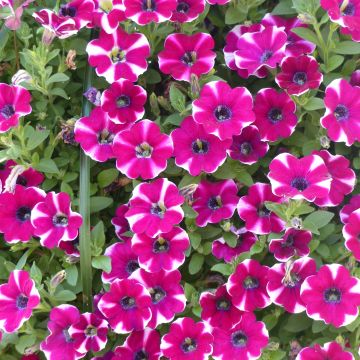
[11,70,32,86]
[320,135,330,149]
[290,217,302,229]
[50,270,67,289]
[83,87,101,106]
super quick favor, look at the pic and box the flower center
[282,270,300,288]
[268,108,283,123]
[53,214,69,227]
[214,105,232,122]
[134,350,148,360]
[126,260,140,275]
[0,104,15,119]
[258,203,271,217]
[16,206,32,222]
[240,142,252,155]
[231,331,248,348]
[136,142,153,158]
[216,297,231,311]
[260,50,273,63]
[293,71,307,85]
[153,237,169,253]
[181,337,197,353]
[192,139,209,154]
[110,48,126,63]
[16,294,28,309]
[177,1,190,13]
[16,175,27,186]
[121,296,136,310]
[116,95,131,108]
[85,325,97,337]
[98,129,115,144]
[208,196,222,210]
[282,234,294,247]
[343,2,355,16]
[59,5,77,17]
[334,104,349,121]
[142,0,156,11]
[100,0,113,12]
[291,177,308,191]
[181,51,197,66]
[63,328,74,343]
[243,276,259,289]
[149,286,166,304]
[150,202,165,217]
[324,288,342,304]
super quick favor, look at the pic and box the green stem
[79,30,96,312]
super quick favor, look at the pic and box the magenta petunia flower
[237,183,285,235]
[40,305,84,360]
[59,238,80,257]
[350,69,360,86]
[341,23,360,42]
[227,259,271,312]
[131,226,190,272]
[161,317,213,360]
[300,264,360,327]
[131,269,186,328]
[0,185,45,243]
[112,329,161,360]
[253,88,297,142]
[312,150,356,207]
[296,341,355,360]
[112,204,131,241]
[234,26,287,76]
[31,191,83,249]
[212,227,257,263]
[267,257,317,313]
[158,32,216,82]
[0,270,40,333]
[101,79,147,124]
[276,55,323,96]
[98,278,152,334]
[86,26,151,83]
[228,125,269,165]
[102,240,139,283]
[206,0,230,4]
[124,0,177,25]
[343,209,360,261]
[93,0,126,34]
[200,284,243,329]
[268,153,331,201]
[192,81,255,140]
[68,312,108,353]
[212,312,269,360]
[170,0,205,23]
[58,0,95,29]
[125,178,184,237]
[171,116,231,176]
[74,107,130,162]
[340,194,360,224]
[193,179,239,227]
[0,83,31,133]
[261,13,316,56]
[269,228,312,262]
[320,78,360,146]
[113,120,173,180]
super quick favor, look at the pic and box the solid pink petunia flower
[192,81,255,140]
[200,284,243,329]
[0,83,32,133]
[68,312,108,353]
[125,178,184,237]
[124,0,177,25]
[98,278,152,334]
[74,107,130,162]
[58,0,95,29]
[0,185,45,243]
[320,78,360,146]
[237,183,286,235]
[192,179,239,227]
[0,270,40,333]
[31,191,83,249]
[112,204,131,241]
[296,341,355,360]
[234,26,287,76]
[131,226,190,272]
[276,55,323,96]
[100,79,147,124]
[300,264,360,327]
[268,153,331,201]
[350,69,360,86]
[212,312,269,360]
[227,259,271,312]
[93,0,127,34]
[312,150,356,207]
[253,88,297,142]
[161,317,213,360]
[112,329,161,360]
[340,194,360,224]
[343,209,360,261]
[113,120,173,180]
[267,257,317,313]
[131,269,186,328]
[158,32,216,82]
[40,305,85,360]
[170,0,205,23]
[212,227,257,263]
[86,26,151,83]
[228,125,269,165]
[171,116,231,176]
[269,228,312,262]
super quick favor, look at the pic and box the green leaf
[45,73,70,86]
[26,129,50,150]
[54,289,77,302]
[0,25,10,52]
[183,203,198,219]
[304,211,334,229]
[169,84,186,113]
[163,113,183,126]
[223,231,237,248]
[312,320,327,333]
[291,28,319,47]
[92,255,112,273]
[90,196,113,213]
[264,201,287,221]
[284,313,312,332]
[262,314,278,331]
[34,158,59,174]
[303,98,324,111]
[91,221,106,254]
[225,7,246,25]
[30,262,42,285]
[51,87,69,99]
[184,282,196,301]
[97,169,118,188]
[272,0,297,15]
[211,263,233,276]
[188,253,204,275]
[143,69,161,84]
[325,55,344,72]
[15,249,33,270]
[15,334,36,354]
[189,232,201,250]
[334,41,360,55]
[66,265,78,286]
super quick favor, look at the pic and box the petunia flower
[340,194,360,224]
[170,0,205,23]
[58,0,95,29]
[296,341,355,360]
[111,204,131,241]
[343,208,360,261]
[92,0,126,34]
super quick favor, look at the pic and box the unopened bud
[11,69,32,86]
[24,343,40,355]
[42,28,56,46]
[290,217,302,229]
[65,49,77,70]
[320,135,330,149]
[150,93,160,117]
[221,221,232,232]
[83,87,101,106]
[297,13,315,24]
[190,74,200,98]
[50,270,66,288]
[65,255,80,264]
[179,183,198,203]
[4,164,25,193]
